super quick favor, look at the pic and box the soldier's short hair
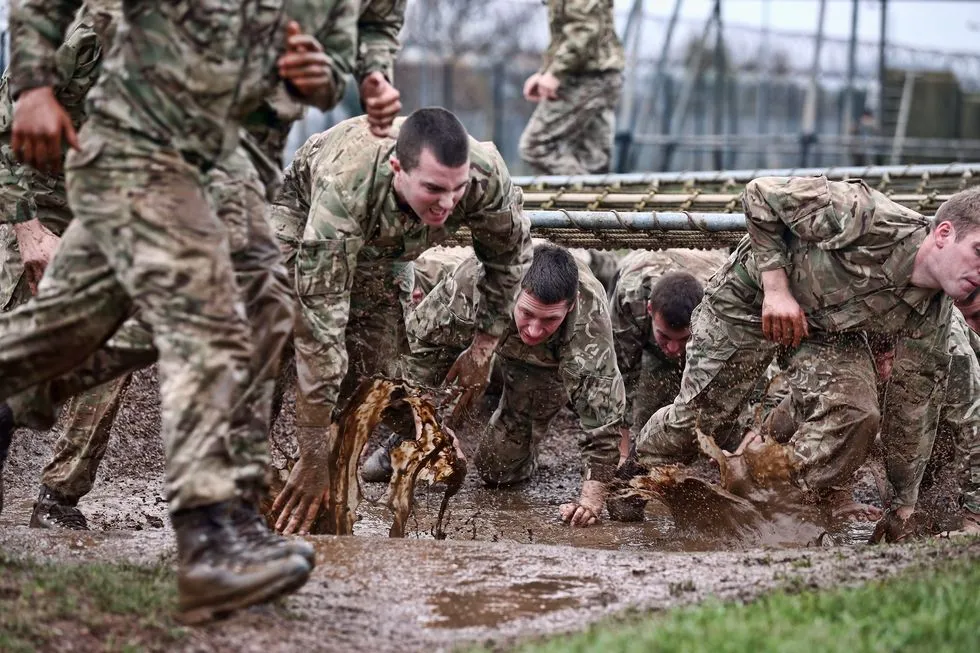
[522,244,579,305]
[649,271,703,329]
[395,107,470,171]
[936,187,980,239]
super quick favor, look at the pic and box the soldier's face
[513,291,572,346]
[650,310,691,361]
[391,148,470,227]
[935,222,980,300]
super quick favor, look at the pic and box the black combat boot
[229,498,315,565]
[0,402,12,515]
[172,501,312,625]
[30,485,89,530]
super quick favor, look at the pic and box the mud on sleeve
[609,281,647,429]
[470,183,532,339]
[356,0,406,84]
[291,173,365,425]
[560,305,626,483]
[10,0,84,97]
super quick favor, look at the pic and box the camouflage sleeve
[609,280,647,429]
[544,0,605,78]
[285,159,366,424]
[559,292,626,483]
[9,0,84,97]
[356,0,406,84]
[307,0,359,109]
[741,177,877,273]
[468,150,533,338]
[880,308,953,509]
[941,313,980,514]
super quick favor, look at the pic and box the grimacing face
[649,309,691,362]
[513,290,572,346]
[391,147,470,227]
[933,222,980,301]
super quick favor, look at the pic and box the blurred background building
[2,0,979,173]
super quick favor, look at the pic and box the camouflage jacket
[610,248,726,426]
[541,0,625,77]
[730,176,954,507]
[270,116,531,416]
[406,253,626,482]
[10,0,302,170]
[0,2,117,226]
[246,0,406,167]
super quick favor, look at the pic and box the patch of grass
[0,551,186,652]
[509,556,980,653]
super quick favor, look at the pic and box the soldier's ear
[389,155,402,174]
[935,221,954,247]
[646,301,654,317]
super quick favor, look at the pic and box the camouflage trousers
[404,341,568,486]
[0,124,293,512]
[637,302,884,497]
[518,71,623,176]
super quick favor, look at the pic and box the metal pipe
[526,210,746,231]
[842,0,860,140]
[878,0,888,140]
[513,162,980,189]
[801,0,829,166]
[712,0,726,170]
[613,0,646,172]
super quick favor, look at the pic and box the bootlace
[47,504,89,530]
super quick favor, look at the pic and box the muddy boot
[0,402,12,515]
[173,501,312,625]
[606,456,648,522]
[30,485,89,530]
[230,499,315,565]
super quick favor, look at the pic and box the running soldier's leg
[518,72,622,176]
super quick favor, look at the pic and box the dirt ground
[1,368,976,652]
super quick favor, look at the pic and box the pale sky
[625,0,980,54]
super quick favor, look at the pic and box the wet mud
[0,370,973,651]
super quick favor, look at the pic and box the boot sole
[176,556,312,626]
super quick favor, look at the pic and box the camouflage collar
[881,225,936,315]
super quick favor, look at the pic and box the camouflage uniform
[0,0,316,513]
[609,249,727,432]
[245,0,405,167]
[518,0,625,175]
[404,254,625,485]
[942,312,980,514]
[268,116,531,430]
[5,2,373,507]
[639,177,954,510]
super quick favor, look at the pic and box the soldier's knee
[635,404,699,466]
[850,400,881,442]
[474,435,535,487]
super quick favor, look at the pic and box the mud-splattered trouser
[638,298,886,496]
[937,313,980,515]
[518,71,622,176]
[403,341,568,486]
[0,123,293,513]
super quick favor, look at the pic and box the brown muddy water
[0,369,970,652]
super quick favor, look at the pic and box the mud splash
[265,378,465,537]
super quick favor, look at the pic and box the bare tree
[402,0,542,61]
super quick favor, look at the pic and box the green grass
[0,551,186,652]
[510,557,980,653]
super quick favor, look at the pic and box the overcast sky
[626,0,980,53]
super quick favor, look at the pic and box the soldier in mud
[380,243,626,527]
[0,0,408,532]
[605,249,727,520]
[0,0,390,622]
[630,177,980,532]
[518,0,624,175]
[266,107,532,536]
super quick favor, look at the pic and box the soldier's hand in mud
[359,72,402,138]
[728,429,762,457]
[760,269,809,347]
[278,21,335,110]
[445,332,499,426]
[560,480,606,527]
[523,72,560,102]
[12,219,60,295]
[11,86,78,174]
[271,453,330,535]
